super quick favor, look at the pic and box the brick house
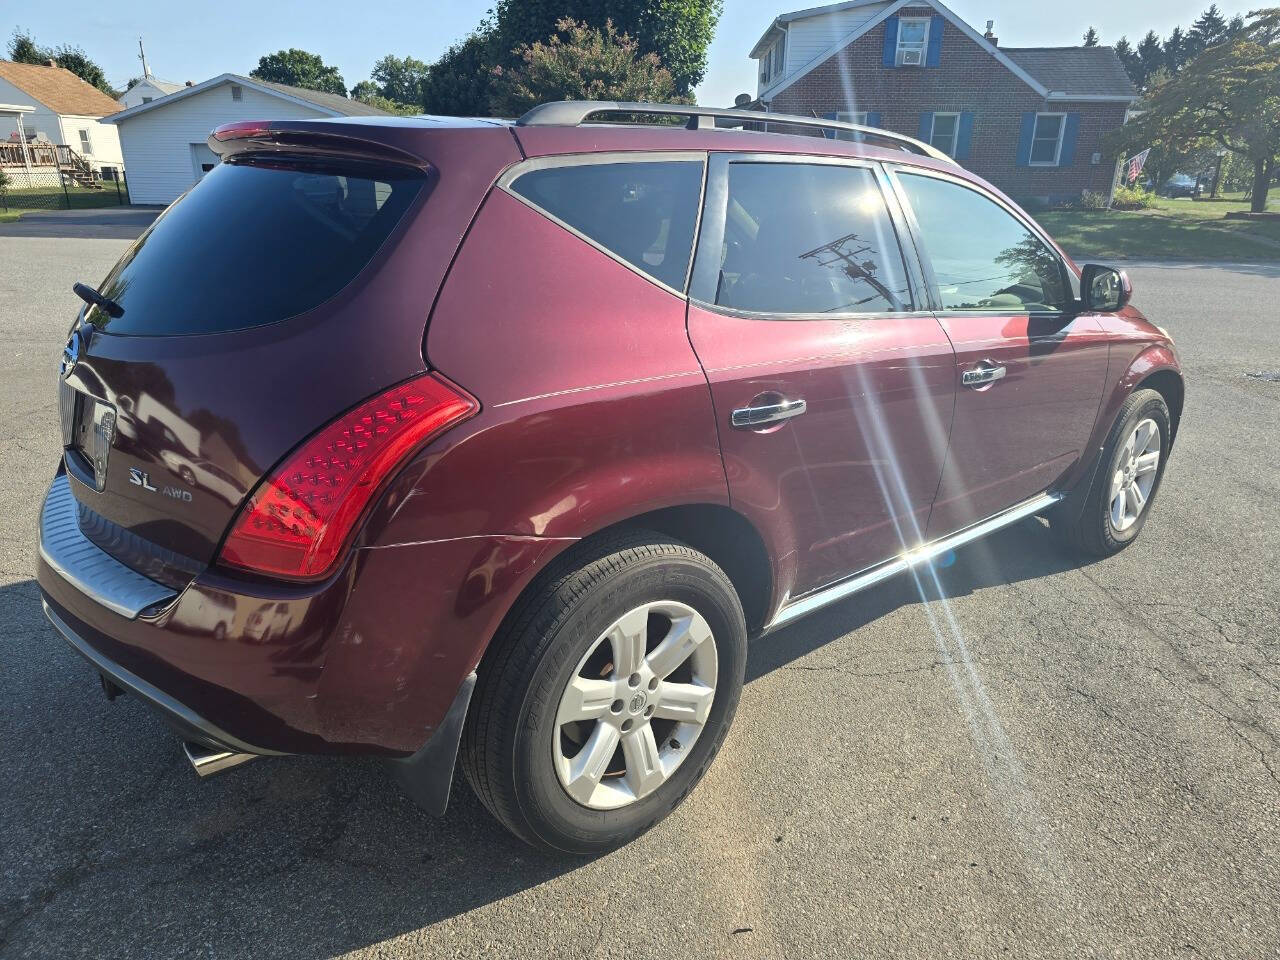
[748,0,1137,204]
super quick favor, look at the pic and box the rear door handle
[961,361,1007,388]
[731,397,807,428]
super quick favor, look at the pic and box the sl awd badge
[130,467,193,502]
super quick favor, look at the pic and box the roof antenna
[138,37,152,79]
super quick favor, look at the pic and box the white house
[105,73,390,205]
[0,60,124,183]
[117,76,184,110]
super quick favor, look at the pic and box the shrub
[1078,189,1109,210]
[1112,185,1157,210]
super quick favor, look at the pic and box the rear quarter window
[89,158,425,335]
[504,159,704,292]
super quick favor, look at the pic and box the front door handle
[731,397,807,429]
[961,361,1007,388]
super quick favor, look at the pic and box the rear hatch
[57,119,517,587]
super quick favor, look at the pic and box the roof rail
[515,101,957,165]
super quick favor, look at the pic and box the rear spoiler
[209,121,430,171]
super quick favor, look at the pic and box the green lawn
[1036,192,1280,262]
[1,181,130,211]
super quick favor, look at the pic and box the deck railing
[0,141,62,167]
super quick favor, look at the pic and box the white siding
[0,75,60,142]
[113,82,328,205]
[757,2,891,97]
[57,114,124,169]
[117,79,180,110]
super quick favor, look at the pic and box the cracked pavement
[1,239,1277,958]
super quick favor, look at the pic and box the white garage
[104,73,388,205]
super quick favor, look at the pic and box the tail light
[218,373,477,580]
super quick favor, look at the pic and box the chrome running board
[764,492,1063,632]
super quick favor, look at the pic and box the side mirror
[1080,264,1132,312]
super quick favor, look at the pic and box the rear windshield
[89,158,425,335]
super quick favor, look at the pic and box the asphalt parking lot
[1,236,1277,959]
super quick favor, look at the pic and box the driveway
[1,237,1277,959]
[0,207,160,239]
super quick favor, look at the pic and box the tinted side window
[508,161,703,291]
[92,160,425,335]
[714,163,911,315]
[898,173,1067,313]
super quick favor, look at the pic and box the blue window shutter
[882,17,899,67]
[822,111,837,139]
[1060,113,1080,165]
[866,111,882,128]
[926,16,944,66]
[956,111,974,160]
[919,112,933,142]
[1016,112,1036,165]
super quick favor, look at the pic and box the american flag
[1126,148,1151,184]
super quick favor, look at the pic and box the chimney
[185,81,194,87]
[47,58,57,67]
[984,20,998,46]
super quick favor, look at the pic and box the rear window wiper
[72,282,124,319]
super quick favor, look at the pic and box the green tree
[421,31,496,115]
[349,81,418,116]
[1110,8,1280,212]
[1082,26,1100,47]
[1187,4,1230,54]
[1135,30,1164,87]
[369,54,430,106]
[1163,26,1188,72]
[489,18,684,117]
[7,31,115,95]
[1114,36,1142,86]
[250,49,346,95]
[489,0,721,94]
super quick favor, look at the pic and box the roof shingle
[1001,46,1137,99]
[0,60,122,116]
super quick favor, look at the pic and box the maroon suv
[37,102,1183,853]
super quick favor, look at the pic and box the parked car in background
[1161,174,1199,198]
[38,102,1183,854]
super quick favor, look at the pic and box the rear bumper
[36,470,571,756]
[42,598,280,756]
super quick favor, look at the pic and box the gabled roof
[0,60,121,117]
[751,0,884,56]
[135,77,185,95]
[754,0,1138,103]
[1003,47,1137,99]
[105,73,389,124]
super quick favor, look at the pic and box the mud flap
[385,672,476,816]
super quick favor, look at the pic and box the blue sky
[7,0,1240,108]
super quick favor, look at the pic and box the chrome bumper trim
[38,473,176,619]
[766,492,1063,631]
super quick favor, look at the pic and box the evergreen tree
[1163,26,1188,73]
[1136,30,1165,87]
[1114,36,1142,87]
[1188,4,1230,54]
[1082,26,1100,47]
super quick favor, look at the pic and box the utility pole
[138,37,151,79]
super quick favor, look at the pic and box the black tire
[460,530,747,855]
[1053,388,1171,557]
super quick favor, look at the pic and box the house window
[896,17,930,66]
[1030,113,1066,165]
[834,112,868,141]
[928,113,959,157]
[231,84,243,101]
[773,34,786,79]
[78,129,93,155]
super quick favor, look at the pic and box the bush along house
[749,0,1138,205]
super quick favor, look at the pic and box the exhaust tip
[182,740,257,778]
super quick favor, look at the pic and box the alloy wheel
[553,600,718,810]
[1110,417,1161,533]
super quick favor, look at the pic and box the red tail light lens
[219,373,477,580]
[212,121,273,142]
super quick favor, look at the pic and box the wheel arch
[1135,367,1184,444]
